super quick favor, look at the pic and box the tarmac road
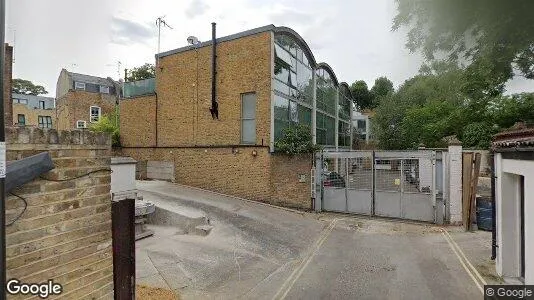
[136,181,482,300]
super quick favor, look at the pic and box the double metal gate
[315,150,438,223]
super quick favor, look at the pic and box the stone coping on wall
[5,126,111,147]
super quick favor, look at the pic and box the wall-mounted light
[251,150,258,157]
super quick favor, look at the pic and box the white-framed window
[90,106,101,123]
[99,85,110,94]
[76,120,87,129]
[75,81,86,90]
[38,116,52,128]
[39,100,45,109]
[13,98,28,105]
[241,92,256,144]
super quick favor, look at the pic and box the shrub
[274,124,321,155]
[90,111,120,147]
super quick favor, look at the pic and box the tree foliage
[89,109,120,147]
[393,0,534,96]
[370,77,394,100]
[274,124,321,155]
[12,79,48,95]
[350,80,373,109]
[372,67,534,150]
[126,63,155,82]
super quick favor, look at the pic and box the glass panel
[289,101,298,123]
[298,105,311,127]
[275,119,289,141]
[290,56,297,71]
[274,95,289,121]
[242,93,256,119]
[289,71,297,88]
[325,115,335,145]
[275,59,290,84]
[123,78,155,98]
[302,54,309,68]
[274,79,290,96]
[275,43,292,66]
[242,119,256,144]
[296,62,312,104]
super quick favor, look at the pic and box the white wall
[495,154,534,284]
[448,145,463,224]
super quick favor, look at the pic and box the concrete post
[311,71,317,145]
[448,142,463,224]
[335,87,339,151]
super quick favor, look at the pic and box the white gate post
[447,140,463,224]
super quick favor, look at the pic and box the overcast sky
[6,0,533,97]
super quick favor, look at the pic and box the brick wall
[119,95,156,147]
[153,31,271,147]
[6,127,113,299]
[270,154,313,209]
[121,146,313,209]
[4,44,13,126]
[12,104,56,128]
[56,90,117,131]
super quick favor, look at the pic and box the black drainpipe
[209,22,219,119]
[490,150,497,260]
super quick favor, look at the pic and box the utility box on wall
[111,157,138,193]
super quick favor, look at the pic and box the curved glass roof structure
[272,26,354,148]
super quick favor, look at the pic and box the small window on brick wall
[17,114,25,126]
[38,116,52,128]
[90,106,101,123]
[76,120,87,129]
[241,92,256,144]
[75,82,86,90]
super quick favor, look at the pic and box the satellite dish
[187,36,199,45]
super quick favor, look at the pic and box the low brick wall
[5,127,113,299]
[270,154,313,209]
[121,146,313,210]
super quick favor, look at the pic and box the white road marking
[440,231,484,294]
[441,228,488,286]
[272,218,338,300]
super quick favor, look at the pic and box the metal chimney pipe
[210,22,218,119]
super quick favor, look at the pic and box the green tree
[126,63,155,81]
[89,109,120,147]
[274,124,321,155]
[350,80,373,109]
[370,77,394,108]
[12,79,48,95]
[461,122,496,149]
[393,0,534,96]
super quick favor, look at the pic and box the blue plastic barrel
[476,196,493,231]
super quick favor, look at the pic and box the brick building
[4,43,13,126]
[12,93,56,128]
[120,24,355,209]
[55,69,120,130]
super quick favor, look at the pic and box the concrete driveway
[135,181,483,300]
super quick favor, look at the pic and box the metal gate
[315,150,437,223]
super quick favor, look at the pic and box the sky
[5,0,534,97]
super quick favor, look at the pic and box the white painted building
[493,128,534,284]
[352,109,372,143]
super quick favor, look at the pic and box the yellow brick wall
[155,31,272,147]
[6,127,113,299]
[270,154,313,209]
[121,146,272,202]
[119,95,156,147]
[56,90,117,131]
[12,104,56,128]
